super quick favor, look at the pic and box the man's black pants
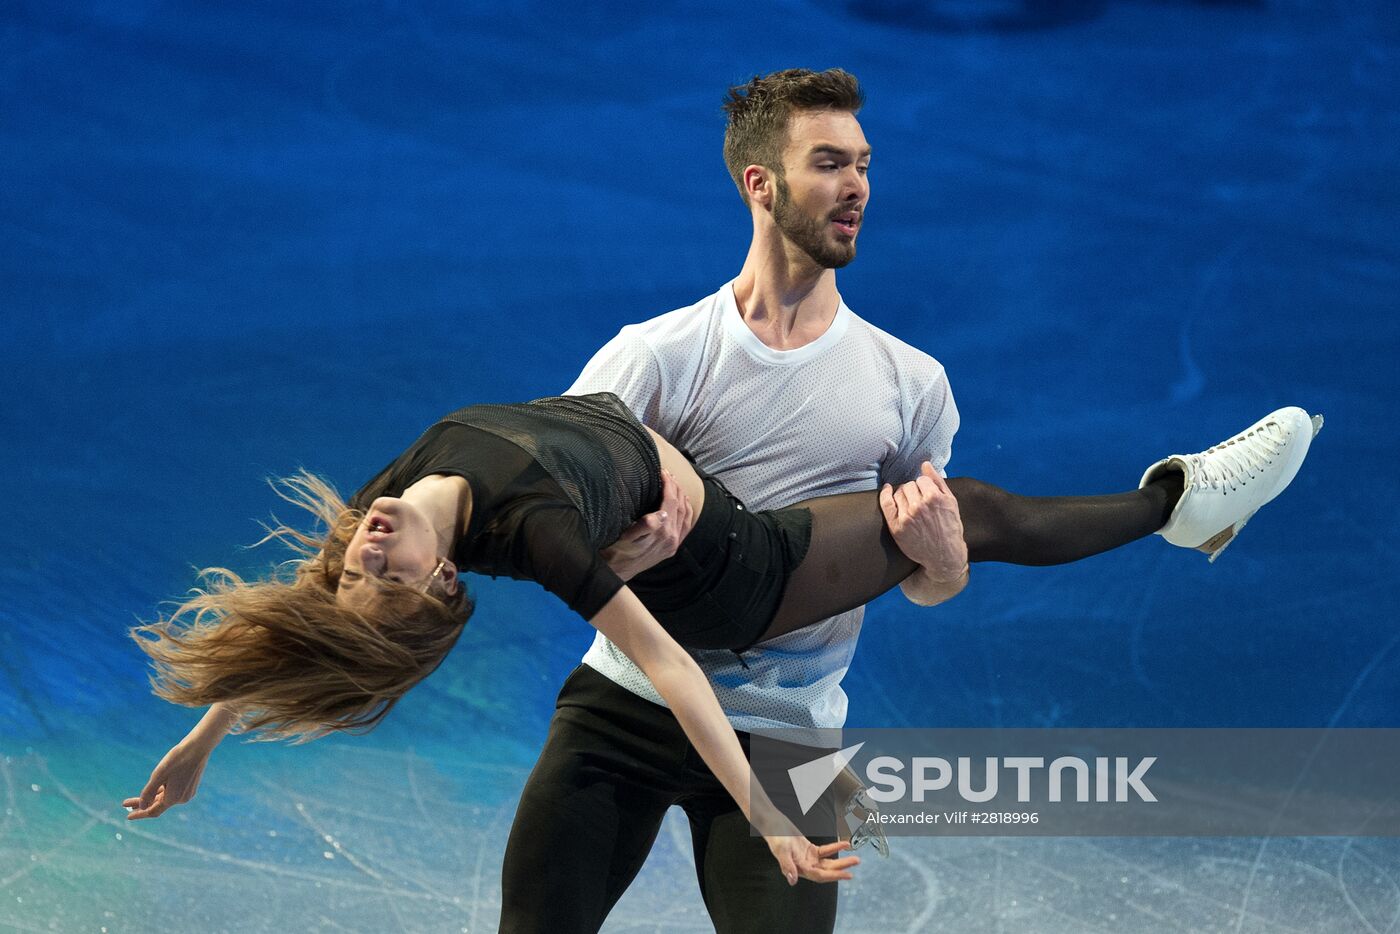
[499,665,839,933]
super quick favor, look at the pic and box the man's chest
[666,348,905,508]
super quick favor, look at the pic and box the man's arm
[571,327,697,579]
[874,354,965,604]
[565,326,669,428]
[881,361,960,484]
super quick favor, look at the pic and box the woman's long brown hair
[131,471,472,742]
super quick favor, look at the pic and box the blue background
[2,1,1397,930]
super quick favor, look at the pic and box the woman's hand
[764,834,860,886]
[123,740,211,820]
[122,703,238,820]
[600,469,696,580]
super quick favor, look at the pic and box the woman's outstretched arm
[123,702,240,820]
[588,585,859,887]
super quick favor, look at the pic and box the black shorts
[628,471,812,652]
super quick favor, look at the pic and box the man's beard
[772,174,857,269]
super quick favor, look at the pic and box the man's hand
[880,461,969,606]
[601,469,696,580]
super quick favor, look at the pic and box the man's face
[771,109,871,269]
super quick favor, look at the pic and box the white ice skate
[1140,406,1324,562]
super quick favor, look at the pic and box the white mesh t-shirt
[565,281,959,732]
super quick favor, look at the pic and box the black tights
[761,474,1182,642]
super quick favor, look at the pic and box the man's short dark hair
[722,68,865,205]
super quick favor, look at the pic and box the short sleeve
[564,328,666,430]
[881,367,960,483]
[477,500,625,621]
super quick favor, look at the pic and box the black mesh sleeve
[478,499,625,621]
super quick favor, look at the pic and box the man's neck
[731,235,840,351]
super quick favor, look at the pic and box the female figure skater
[125,391,1321,884]
[126,391,971,885]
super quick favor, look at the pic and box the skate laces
[1189,419,1288,492]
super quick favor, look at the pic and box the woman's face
[336,497,447,607]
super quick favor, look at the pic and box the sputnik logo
[787,743,865,814]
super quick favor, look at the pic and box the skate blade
[850,823,890,859]
[1198,514,1253,563]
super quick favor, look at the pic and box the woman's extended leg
[758,474,1182,642]
[642,413,1182,641]
[950,475,1181,566]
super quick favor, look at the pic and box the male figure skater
[497,68,1319,932]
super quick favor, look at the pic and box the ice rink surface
[3,0,1398,930]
